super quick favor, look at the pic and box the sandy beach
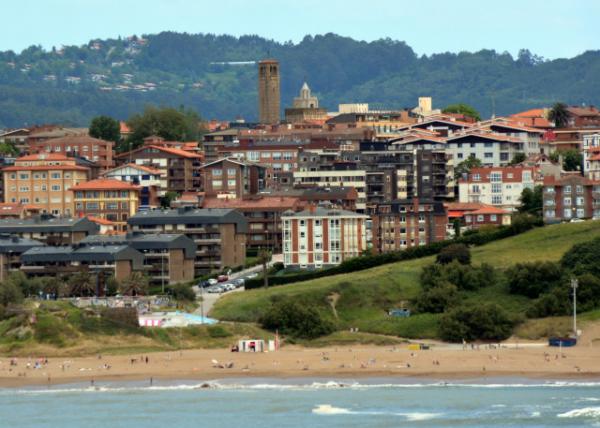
[1,343,599,388]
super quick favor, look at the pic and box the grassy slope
[0,301,272,357]
[212,220,600,339]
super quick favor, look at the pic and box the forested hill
[1,32,599,127]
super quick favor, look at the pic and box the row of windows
[8,172,75,180]
[74,191,131,199]
[75,201,129,210]
[11,184,63,191]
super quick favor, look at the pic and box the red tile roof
[16,153,70,161]
[115,145,202,159]
[470,206,510,215]
[70,179,140,191]
[202,196,300,210]
[86,216,117,225]
[104,163,163,175]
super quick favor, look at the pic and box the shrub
[420,261,495,292]
[527,292,570,318]
[413,282,459,314]
[574,273,600,312]
[207,325,232,338]
[439,304,514,342]
[101,307,139,329]
[169,283,196,302]
[260,299,335,339]
[0,276,24,307]
[436,244,471,265]
[506,261,563,298]
[561,237,600,276]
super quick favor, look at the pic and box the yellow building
[2,153,90,216]
[71,179,140,231]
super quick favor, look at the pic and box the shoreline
[2,344,600,388]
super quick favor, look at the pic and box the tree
[260,299,335,339]
[561,237,600,276]
[454,155,482,179]
[0,274,24,307]
[562,149,583,172]
[160,191,179,208]
[442,103,481,121]
[413,282,459,314]
[169,283,196,302]
[0,142,19,156]
[506,261,563,298]
[89,115,121,143]
[437,244,471,265]
[125,106,202,150]
[118,272,149,296]
[67,271,96,297]
[509,152,527,165]
[518,185,543,216]
[439,304,514,342]
[548,102,571,128]
[258,248,271,288]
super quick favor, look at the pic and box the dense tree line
[1,32,599,127]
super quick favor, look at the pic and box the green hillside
[1,32,600,126]
[211,220,600,340]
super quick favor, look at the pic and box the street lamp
[571,278,579,338]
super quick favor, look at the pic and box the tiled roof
[16,153,70,161]
[115,145,202,159]
[470,206,510,215]
[86,216,117,225]
[2,165,89,172]
[104,163,163,175]
[40,135,113,146]
[70,179,140,191]
[203,196,300,210]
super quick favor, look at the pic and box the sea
[1,377,600,427]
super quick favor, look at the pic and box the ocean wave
[557,406,600,418]
[5,379,600,395]
[311,405,439,420]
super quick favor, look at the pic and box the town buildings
[258,59,281,124]
[446,202,512,231]
[28,135,115,170]
[102,163,163,207]
[128,207,247,275]
[458,166,542,210]
[2,153,90,216]
[71,179,140,231]
[0,203,42,219]
[115,145,202,195]
[282,206,368,268]
[0,235,44,281]
[81,233,196,285]
[200,158,266,198]
[582,133,600,180]
[0,215,99,245]
[371,199,447,253]
[543,175,600,223]
[284,82,327,124]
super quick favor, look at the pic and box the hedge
[244,216,542,290]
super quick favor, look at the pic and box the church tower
[258,59,280,124]
[293,82,319,109]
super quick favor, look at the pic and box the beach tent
[238,339,265,352]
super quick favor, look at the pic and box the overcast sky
[2,0,598,59]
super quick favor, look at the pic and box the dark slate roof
[81,233,196,259]
[282,207,368,218]
[0,235,44,253]
[128,207,248,232]
[21,244,144,269]
[0,215,100,234]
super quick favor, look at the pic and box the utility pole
[571,278,579,337]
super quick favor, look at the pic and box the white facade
[583,133,600,180]
[446,135,526,167]
[293,170,367,211]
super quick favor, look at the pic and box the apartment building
[28,135,115,170]
[81,233,196,285]
[479,119,543,155]
[281,206,368,268]
[0,215,99,245]
[2,153,90,216]
[71,179,140,231]
[21,244,143,282]
[0,235,44,281]
[115,145,202,195]
[200,158,266,198]
[583,133,600,180]
[371,199,447,253]
[202,195,302,251]
[458,166,541,210]
[102,163,163,207]
[445,132,526,166]
[543,175,600,223]
[446,202,512,231]
[0,203,42,219]
[128,207,247,275]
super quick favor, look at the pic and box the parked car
[199,280,211,288]
[217,275,229,282]
[231,278,245,287]
[223,283,236,291]
[246,272,258,279]
[207,278,218,285]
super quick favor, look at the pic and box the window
[477,215,484,222]
[457,153,463,159]
[106,202,118,210]
[576,208,585,218]
[491,183,502,193]
[576,197,585,206]
[212,169,222,176]
[41,185,47,191]
[261,152,270,159]
[247,151,259,161]
[490,172,502,182]
[19,186,29,192]
[121,202,128,210]
[227,168,236,176]
[565,185,572,193]
[86,202,99,210]
[564,197,572,205]
[492,195,502,204]
[227,179,236,187]
[19,173,29,180]
[51,185,61,191]
[120,191,128,197]
[75,202,83,210]
[9,173,16,180]
[272,152,282,160]
[212,180,222,189]
[484,142,493,148]
[490,214,497,222]
[51,172,61,179]
[283,152,294,160]
[564,208,572,219]
[472,174,481,181]
[484,152,493,158]
[576,185,583,194]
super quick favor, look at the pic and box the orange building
[2,153,90,216]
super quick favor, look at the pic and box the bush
[260,299,335,339]
[101,307,139,329]
[506,261,563,298]
[437,244,471,265]
[561,237,600,276]
[439,304,514,342]
[527,291,570,318]
[0,276,24,307]
[207,325,232,338]
[413,282,459,314]
[169,283,196,302]
[420,261,495,292]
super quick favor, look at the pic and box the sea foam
[557,406,600,418]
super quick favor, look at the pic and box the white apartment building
[446,132,526,166]
[293,169,367,211]
[583,133,600,180]
[281,206,368,269]
[458,166,540,210]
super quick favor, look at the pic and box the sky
[1,0,598,59]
